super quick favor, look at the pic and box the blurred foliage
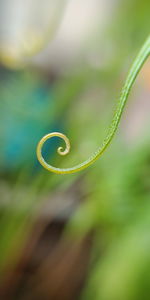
[0,0,68,68]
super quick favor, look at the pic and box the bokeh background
[0,0,150,299]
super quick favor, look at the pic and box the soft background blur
[0,0,150,299]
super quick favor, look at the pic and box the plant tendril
[37,35,150,174]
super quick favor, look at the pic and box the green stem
[37,35,150,174]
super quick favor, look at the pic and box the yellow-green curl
[37,35,150,175]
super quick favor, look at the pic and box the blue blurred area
[0,68,62,172]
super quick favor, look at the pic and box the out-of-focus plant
[78,141,150,300]
[0,0,68,68]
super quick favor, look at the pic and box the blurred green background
[0,0,150,299]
